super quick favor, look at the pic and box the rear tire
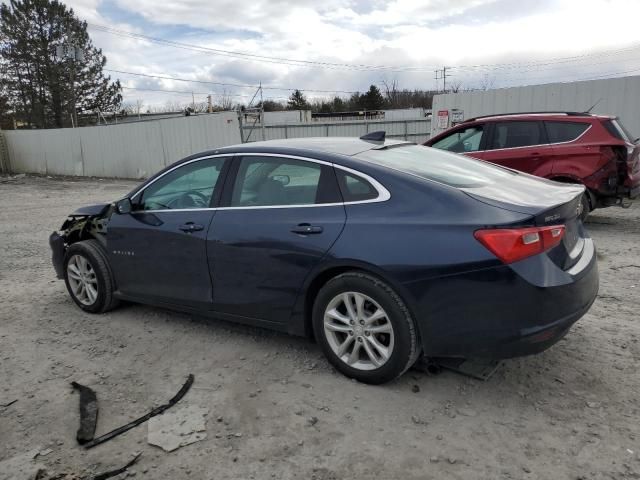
[579,192,591,222]
[63,239,119,313]
[312,272,421,384]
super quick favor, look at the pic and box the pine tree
[360,85,385,110]
[287,89,308,110]
[0,0,122,128]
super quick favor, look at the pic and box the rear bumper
[49,231,66,279]
[407,239,599,359]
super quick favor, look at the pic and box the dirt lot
[1,174,639,480]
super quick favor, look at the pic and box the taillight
[474,225,565,264]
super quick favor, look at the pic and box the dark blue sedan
[49,133,599,384]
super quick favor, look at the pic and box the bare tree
[218,90,234,111]
[479,75,496,91]
[382,79,400,108]
[448,81,463,93]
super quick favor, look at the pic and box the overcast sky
[30,0,640,108]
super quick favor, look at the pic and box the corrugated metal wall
[431,75,640,138]
[5,111,241,178]
[382,108,430,121]
[242,119,431,144]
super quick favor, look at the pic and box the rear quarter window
[603,119,636,143]
[545,121,590,143]
[357,145,514,188]
[336,171,378,201]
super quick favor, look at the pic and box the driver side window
[431,125,484,153]
[136,157,226,211]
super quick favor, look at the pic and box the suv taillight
[474,225,565,264]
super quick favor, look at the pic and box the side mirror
[272,175,290,186]
[115,198,132,214]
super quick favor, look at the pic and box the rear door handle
[179,222,204,233]
[291,223,323,235]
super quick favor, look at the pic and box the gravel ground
[0,174,639,480]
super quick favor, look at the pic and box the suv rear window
[603,119,636,143]
[545,121,589,143]
[356,145,514,188]
[490,121,543,149]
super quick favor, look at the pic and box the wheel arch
[289,260,421,341]
[548,175,594,211]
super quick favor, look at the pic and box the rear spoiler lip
[462,185,584,218]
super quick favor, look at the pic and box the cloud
[43,0,640,107]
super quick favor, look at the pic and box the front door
[208,155,346,323]
[107,156,230,307]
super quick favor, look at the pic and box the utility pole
[191,92,196,113]
[207,95,213,113]
[434,67,452,93]
[259,82,265,141]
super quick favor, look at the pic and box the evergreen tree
[287,89,308,110]
[0,0,122,128]
[359,85,385,110]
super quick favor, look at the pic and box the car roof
[215,137,414,157]
[463,112,613,123]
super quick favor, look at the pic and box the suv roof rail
[464,111,592,122]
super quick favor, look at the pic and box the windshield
[355,145,515,188]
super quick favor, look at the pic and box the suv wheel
[312,272,421,384]
[579,193,591,222]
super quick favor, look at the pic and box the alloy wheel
[323,291,395,371]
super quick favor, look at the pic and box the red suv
[425,112,640,218]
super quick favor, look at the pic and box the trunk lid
[462,172,585,270]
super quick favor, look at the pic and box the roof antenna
[360,131,386,142]
[584,98,602,114]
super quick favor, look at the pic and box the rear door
[483,121,555,176]
[207,154,346,324]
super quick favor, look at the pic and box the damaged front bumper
[49,231,66,279]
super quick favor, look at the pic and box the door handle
[291,223,323,235]
[179,222,204,233]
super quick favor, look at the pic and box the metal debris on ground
[81,374,194,449]
[414,357,502,381]
[92,453,142,480]
[147,405,208,452]
[70,382,98,444]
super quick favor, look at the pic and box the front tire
[63,239,119,313]
[312,272,420,384]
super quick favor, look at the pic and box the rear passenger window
[337,172,378,202]
[491,121,542,149]
[231,156,341,207]
[545,122,589,143]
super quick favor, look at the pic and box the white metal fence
[4,111,241,178]
[4,113,431,179]
[432,75,640,138]
[242,118,431,144]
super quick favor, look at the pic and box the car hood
[69,203,111,217]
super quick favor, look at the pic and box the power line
[90,23,436,72]
[107,68,360,94]
[90,22,640,74]
[120,85,290,101]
